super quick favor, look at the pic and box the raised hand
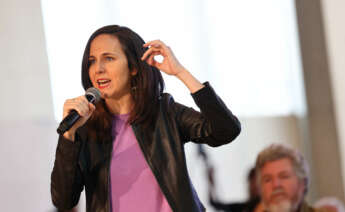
[141,40,185,76]
[142,39,204,93]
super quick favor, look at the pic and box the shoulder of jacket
[159,93,187,118]
[159,93,177,108]
[160,92,174,101]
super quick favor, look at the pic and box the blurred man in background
[255,144,327,212]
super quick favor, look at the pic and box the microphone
[57,87,101,135]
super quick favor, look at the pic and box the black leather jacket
[51,83,241,212]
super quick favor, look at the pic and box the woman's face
[88,34,136,100]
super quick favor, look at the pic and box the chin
[99,90,112,99]
[267,199,292,212]
[101,93,109,99]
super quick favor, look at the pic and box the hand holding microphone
[57,87,101,140]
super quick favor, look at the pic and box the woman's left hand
[141,40,185,76]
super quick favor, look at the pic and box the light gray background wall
[0,0,57,211]
[0,0,344,211]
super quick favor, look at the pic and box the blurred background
[1,0,344,211]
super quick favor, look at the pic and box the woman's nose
[96,62,105,74]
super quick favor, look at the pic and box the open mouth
[97,79,111,88]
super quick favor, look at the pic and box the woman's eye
[106,57,114,61]
[88,59,95,65]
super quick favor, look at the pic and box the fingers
[147,54,160,69]
[141,47,160,62]
[141,40,170,61]
[88,102,96,115]
[141,46,166,62]
[141,39,184,76]
[143,39,167,48]
[63,96,93,119]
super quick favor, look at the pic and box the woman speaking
[51,25,241,212]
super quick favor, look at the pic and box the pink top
[109,114,172,212]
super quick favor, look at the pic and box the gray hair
[255,144,310,195]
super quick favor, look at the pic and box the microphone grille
[85,87,101,103]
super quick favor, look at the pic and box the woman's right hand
[62,95,96,141]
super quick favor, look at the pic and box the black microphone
[57,87,101,135]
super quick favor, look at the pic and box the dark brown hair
[81,25,164,141]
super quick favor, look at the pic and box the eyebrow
[102,52,116,56]
[89,52,117,58]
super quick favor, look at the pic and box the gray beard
[267,200,292,212]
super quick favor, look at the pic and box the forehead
[261,158,294,175]
[90,34,123,54]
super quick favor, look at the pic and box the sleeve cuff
[56,135,81,162]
